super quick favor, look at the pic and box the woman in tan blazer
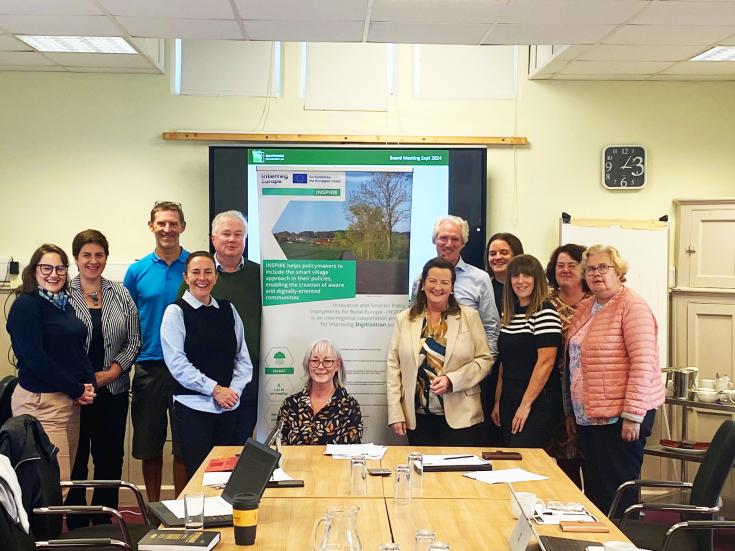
[387,257,492,445]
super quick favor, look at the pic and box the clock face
[603,145,646,190]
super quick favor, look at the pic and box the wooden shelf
[161,131,528,146]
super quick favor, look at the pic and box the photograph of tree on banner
[272,171,413,294]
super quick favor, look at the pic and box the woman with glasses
[160,251,253,478]
[7,244,96,485]
[64,229,140,529]
[491,255,562,447]
[563,245,664,517]
[277,338,362,445]
[387,257,492,445]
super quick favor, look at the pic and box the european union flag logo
[293,173,308,184]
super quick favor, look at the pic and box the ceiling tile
[483,24,615,45]
[368,22,491,44]
[245,20,364,41]
[235,0,368,21]
[98,0,235,20]
[0,1,102,16]
[43,51,152,68]
[661,59,735,74]
[603,24,735,45]
[561,59,673,74]
[500,0,648,25]
[0,50,54,64]
[0,33,33,51]
[578,44,707,61]
[117,17,243,39]
[632,1,735,26]
[0,15,120,36]
[371,0,505,25]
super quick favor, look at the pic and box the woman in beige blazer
[387,257,492,445]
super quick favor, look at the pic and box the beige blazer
[386,305,492,430]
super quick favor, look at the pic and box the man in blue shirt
[124,201,189,501]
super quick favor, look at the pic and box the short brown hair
[545,243,590,292]
[485,232,524,277]
[185,250,216,271]
[409,256,460,320]
[150,201,185,225]
[17,243,70,295]
[72,229,109,258]
[502,254,548,325]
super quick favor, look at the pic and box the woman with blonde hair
[492,254,562,447]
[563,244,663,516]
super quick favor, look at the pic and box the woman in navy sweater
[7,244,96,485]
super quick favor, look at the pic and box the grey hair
[211,210,248,237]
[432,215,469,244]
[302,338,345,390]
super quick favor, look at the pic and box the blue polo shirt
[124,249,189,362]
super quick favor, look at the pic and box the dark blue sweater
[7,293,95,400]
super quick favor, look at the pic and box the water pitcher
[311,506,363,551]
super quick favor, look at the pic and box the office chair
[0,375,19,426]
[610,419,735,551]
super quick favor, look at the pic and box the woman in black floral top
[277,338,363,445]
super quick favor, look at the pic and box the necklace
[82,285,101,306]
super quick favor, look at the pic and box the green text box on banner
[262,260,356,306]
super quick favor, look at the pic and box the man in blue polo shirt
[124,201,189,501]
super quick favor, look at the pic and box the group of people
[5,206,663,525]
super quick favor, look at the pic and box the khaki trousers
[12,385,81,489]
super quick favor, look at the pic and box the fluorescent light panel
[16,35,136,54]
[691,46,735,62]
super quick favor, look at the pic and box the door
[687,208,735,288]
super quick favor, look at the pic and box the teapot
[311,506,363,551]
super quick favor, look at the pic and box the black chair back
[0,375,19,426]
[690,419,735,508]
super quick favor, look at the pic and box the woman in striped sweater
[64,229,141,528]
[491,254,563,447]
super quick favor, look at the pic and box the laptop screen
[221,438,281,504]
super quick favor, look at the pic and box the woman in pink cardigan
[562,245,664,518]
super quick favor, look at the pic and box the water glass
[395,464,411,505]
[183,492,205,530]
[350,454,367,496]
[428,543,450,550]
[415,529,436,551]
[379,544,401,550]
[408,452,423,490]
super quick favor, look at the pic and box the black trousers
[480,359,503,446]
[578,409,656,518]
[65,388,129,529]
[233,382,258,445]
[407,413,486,446]
[174,401,238,478]
[499,385,562,448]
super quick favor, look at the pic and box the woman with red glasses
[7,243,96,487]
[277,338,363,445]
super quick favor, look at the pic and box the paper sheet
[463,467,549,484]
[202,467,296,488]
[324,443,387,460]
[423,454,489,467]
[160,496,232,519]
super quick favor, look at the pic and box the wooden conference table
[181,445,630,550]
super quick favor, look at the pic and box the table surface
[178,445,630,550]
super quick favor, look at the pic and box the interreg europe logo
[252,150,265,163]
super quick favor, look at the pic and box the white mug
[700,379,716,390]
[603,542,636,551]
[511,492,543,519]
[715,377,732,392]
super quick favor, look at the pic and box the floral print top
[278,386,363,445]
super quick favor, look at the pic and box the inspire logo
[252,150,265,163]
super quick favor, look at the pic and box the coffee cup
[511,492,543,519]
[715,377,732,392]
[233,492,260,546]
[699,379,716,390]
[602,541,636,551]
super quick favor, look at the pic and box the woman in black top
[64,230,140,528]
[491,254,562,447]
[7,244,96,486]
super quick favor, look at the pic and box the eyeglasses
[37,264,68,276]
[309,358,337,369]
[585,264,612,275]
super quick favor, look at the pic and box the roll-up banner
[254,148,449,443]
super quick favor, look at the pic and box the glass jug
[311,506,363,551]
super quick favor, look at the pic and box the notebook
[508,483,599,551]
[149,438,281,528]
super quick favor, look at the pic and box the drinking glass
[184,492,204,530]
[408,452,423,490]
[395,464,411,505]
[415,529,436,551]
[350,454,367,496]
[379,544,401,550]
[428,543,450,550]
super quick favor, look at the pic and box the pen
[442,455,473,460]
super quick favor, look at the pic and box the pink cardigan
[563,287,664,422]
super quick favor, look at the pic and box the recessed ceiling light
[691,46,735,62]
[16,35,136,54]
